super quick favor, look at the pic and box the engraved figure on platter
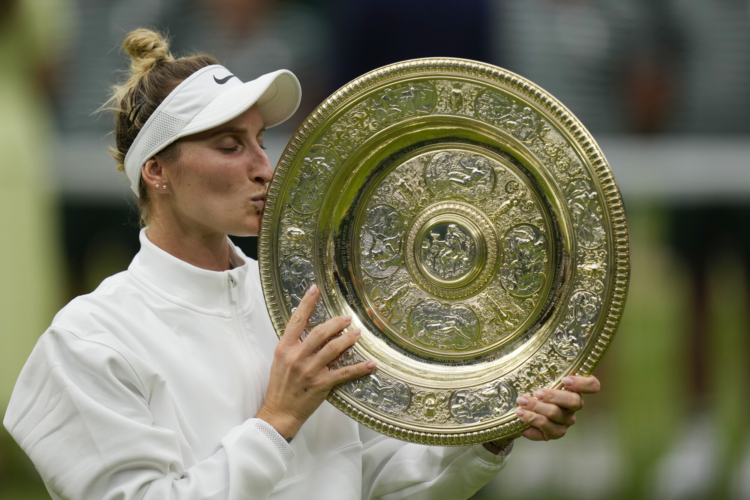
[346,373,411,414]
[279,256,327,327]
[450,380,517,424]
[409,301,480,349]
[368,82,435,124]
[289,147,339,213]
[565,179,606,249]
[476,89,514,124]
[420,223,476,280]
[360,205,406,278]
[553,291,600,358]
[507,107,540,141]
[425,152,495,200]
[500,225,547,297]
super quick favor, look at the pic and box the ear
[141,157,168,193]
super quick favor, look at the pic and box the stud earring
[162,184,167,190]
[155,184,160,188]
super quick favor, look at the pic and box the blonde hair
[102,28,219,226]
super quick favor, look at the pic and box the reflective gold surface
[259,59,630,445]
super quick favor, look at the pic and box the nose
[251,148,274,185]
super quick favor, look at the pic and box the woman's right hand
[255,284,376,440]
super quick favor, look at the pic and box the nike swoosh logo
[213,74,238,85]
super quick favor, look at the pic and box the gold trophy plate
[259,58,630,445]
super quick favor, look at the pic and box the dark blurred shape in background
[1,0,749,499]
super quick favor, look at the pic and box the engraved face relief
[425,152,495,201]
[409,301,480,350]
[346,373,411,414]
[289,146,339,214]
[360,205,406,278]
[419,222,477,281]
[408,390,451,423]
[500,225,547,297]
[450,380,517,424]
[565,179,606,249]
[434,80,481,117]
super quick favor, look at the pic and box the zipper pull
[228,274,238,304]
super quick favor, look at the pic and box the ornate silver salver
[259,59,630,445]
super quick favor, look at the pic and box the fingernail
[515,409,524,417]
[352,328,361,337]
[517,396,528,406]
[533,390,545,400]
[306,284,318,296]
[563,377,574,387]
[366,361,377,369]
[342,315,352,323]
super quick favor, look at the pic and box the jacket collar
[129,229,250,314]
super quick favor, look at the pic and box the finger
[517,395,576,426]
[515,408,568,440]
[316,328,361,366]
[300,315,353,355]
[562,375,601,394]
[327,359,378,387]
[282,284,320,344]
[521,427,547,441]
[530,389,584,412]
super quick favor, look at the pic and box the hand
[515,375,601,441]
[255,284,377,440]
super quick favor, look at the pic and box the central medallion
[419,220,478,283]
[405,202,497,300]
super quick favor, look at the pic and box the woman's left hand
[515,375,601,441]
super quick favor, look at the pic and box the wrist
[483,439,513,456]
[255,405,302,441]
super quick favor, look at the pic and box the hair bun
[122,29,175,77]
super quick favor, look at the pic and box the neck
[145,216,232,272]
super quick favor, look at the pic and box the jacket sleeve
[2,327,293,500]
[359,424,511,500]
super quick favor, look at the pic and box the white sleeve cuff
[248,418,295,463]
[472,440,514,466]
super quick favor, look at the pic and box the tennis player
[3,29,600,499]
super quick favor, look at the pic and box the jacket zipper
[228,274,264,413]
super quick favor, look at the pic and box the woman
[3,29,600,499]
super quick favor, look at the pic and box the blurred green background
[1,0,749,498]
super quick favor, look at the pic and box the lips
[251,193,266,211]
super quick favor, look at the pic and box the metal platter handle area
[259,58,630,445]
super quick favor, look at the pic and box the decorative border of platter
[259,58,630,445]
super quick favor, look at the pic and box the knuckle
[288,312,305,326]
[569,414,577,426]
[324,340,340,357]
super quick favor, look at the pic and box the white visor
[123,65,301,196]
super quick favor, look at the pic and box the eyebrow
[207,126,248,138]
[207,126,266,139]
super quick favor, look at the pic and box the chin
[228,215,262,238]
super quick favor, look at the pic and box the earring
[155,184,160,188]
[162,184,167,190]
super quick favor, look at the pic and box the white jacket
[4,230,510,500]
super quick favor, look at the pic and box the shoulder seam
[53,326,150,402]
